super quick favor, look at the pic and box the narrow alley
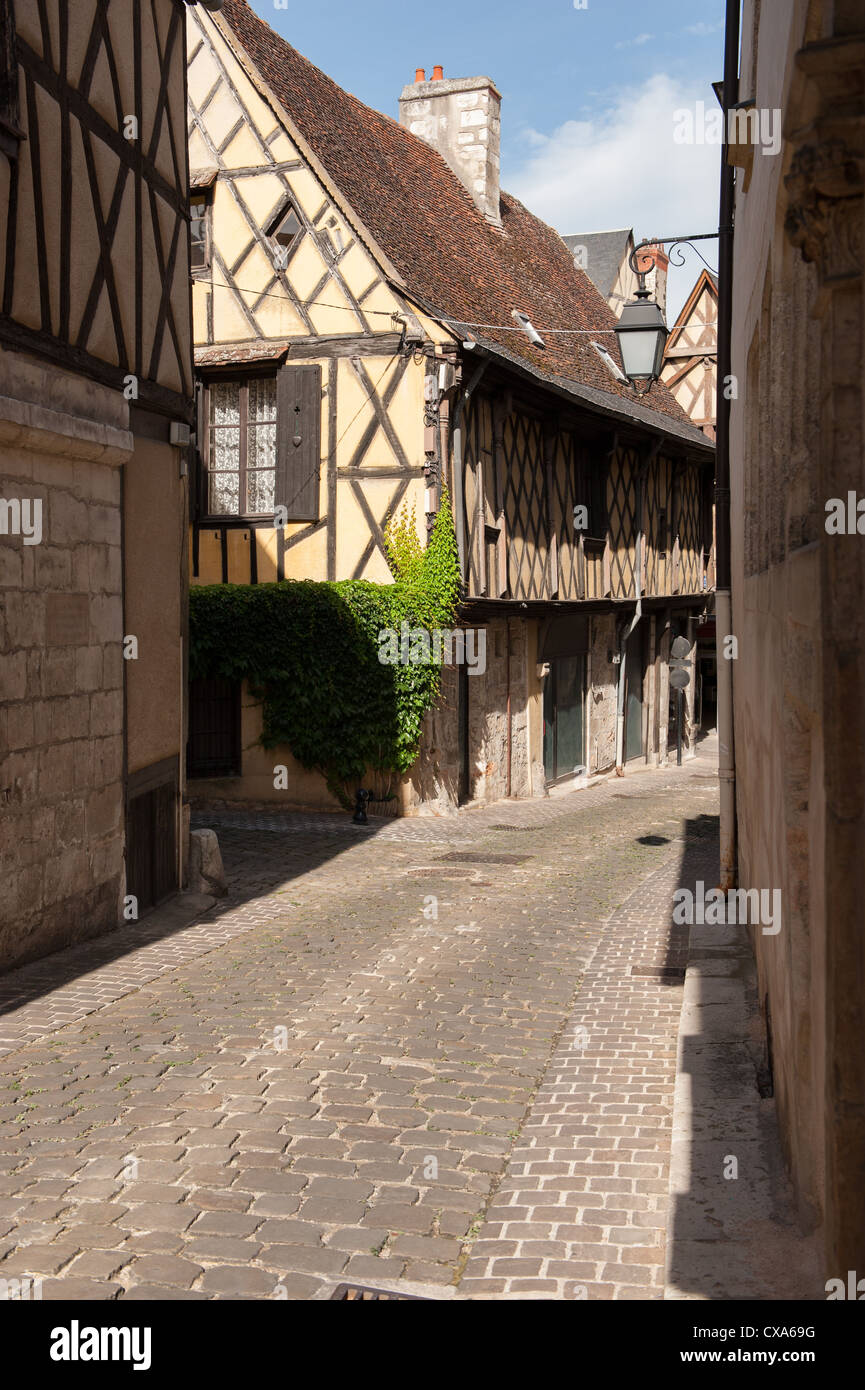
[0,742,806,1301]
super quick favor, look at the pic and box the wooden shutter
[194,380,207,522]
[276,363,321,521]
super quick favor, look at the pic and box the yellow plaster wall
[186,6,447,803]
[188,683,343,810]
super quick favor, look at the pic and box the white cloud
[614,32,654,50]
[505,73,720,320]
[684,21,723,36]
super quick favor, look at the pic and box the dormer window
[190,194,212,271]
[189,172,216,275]
[591,339,627,384]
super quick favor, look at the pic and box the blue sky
[250,1,726,316]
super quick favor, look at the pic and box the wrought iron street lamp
[615,290,668,395]
[615,233,718,396]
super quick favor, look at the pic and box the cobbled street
[0,745,719,1300]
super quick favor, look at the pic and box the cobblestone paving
[0,747,719,1300]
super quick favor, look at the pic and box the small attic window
[190,190,213,273]
[269,204,302,252]
[591,339,627,384]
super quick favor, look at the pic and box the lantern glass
[615,295,668,387]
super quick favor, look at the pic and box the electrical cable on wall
[205,277,622,336]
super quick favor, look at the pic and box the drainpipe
[715,0,739,889]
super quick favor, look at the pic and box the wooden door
[127,779,177,915]
[543,657,586,783]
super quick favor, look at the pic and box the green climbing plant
[189,490,460,806]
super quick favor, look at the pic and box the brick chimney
[399,68,502,227]
[637,240,669,319]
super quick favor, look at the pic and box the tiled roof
[218,0,701,435]
[562,230,633,301]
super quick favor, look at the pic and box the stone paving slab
[665,919,821,1300]
[459,839,718,1300]
[0,746,720,1299]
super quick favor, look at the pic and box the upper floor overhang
[449,329,716,465]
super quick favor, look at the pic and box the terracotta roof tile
[219,0,697,431]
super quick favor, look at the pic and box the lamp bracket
[628,233,718,291]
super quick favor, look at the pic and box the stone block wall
[0,352,132,971]
[588,614,618,774]
[466,618,529,805]
[408,617,532,812]
[398,74,502,226]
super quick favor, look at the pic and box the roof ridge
[216,0,700,435]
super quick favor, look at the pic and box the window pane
[209,472,239,515]
[211,382,240,427]
[190,196,209,270]
[274,208,301,248]
[211,426,240,471]
[248,420,276,472]
[247,470,275,514]
[248,378,276,423]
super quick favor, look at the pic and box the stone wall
[199,618,536,816]
[398,73,502,226]
[588,614,618,773]
[466,618,530,805]
[0,351,132,971]
[730,0,865,1276]
[408,664,460,814]
[190,607,703,821]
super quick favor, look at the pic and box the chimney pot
[415,68,426,82]
[432,65,444,81]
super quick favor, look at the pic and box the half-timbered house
[0,0,205,968]
[563,229,668,321]
[185,0,715,815]
[661,268,718,440]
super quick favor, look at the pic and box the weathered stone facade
[588,614,618,773]
[0,0,197,971]
[193,609,699,821]
[0,355,129,970]
[729,0,865,1279]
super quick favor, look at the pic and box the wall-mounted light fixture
[615,233,718,395]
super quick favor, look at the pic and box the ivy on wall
[189,492,460,806]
